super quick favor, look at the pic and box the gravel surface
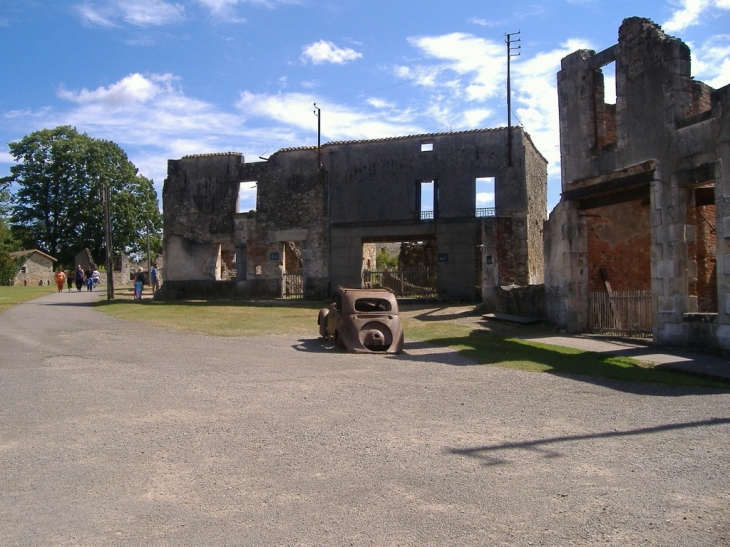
[1,292,729,546]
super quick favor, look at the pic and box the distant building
[9,250,56,286]
[162,127,547,302]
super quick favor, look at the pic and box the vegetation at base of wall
[93,295,729,389]
[0,285,55,313]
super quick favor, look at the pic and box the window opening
[419,180,435,220]
[238,181,257,213]
[354,298,392,312]
[421,142,433,152]
[594,61,617,148]
[475,177,495,217]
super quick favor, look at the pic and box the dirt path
[1,292,729,546]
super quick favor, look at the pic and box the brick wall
[687,203,717,312]
[586,200,651,293]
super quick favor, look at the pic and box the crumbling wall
[162,153,241,298]
[164,128,546,303]
[235,148,329,299]
[547,17,730,354]
[585,199,651,292]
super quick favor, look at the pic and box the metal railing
[476,207,495,217]
[282,271,303,299]
[419,208,495,220]
[362,268,437,298]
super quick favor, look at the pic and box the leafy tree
[376,247,399,270]
[6,126,162,267]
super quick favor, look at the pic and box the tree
[6,126,162,267]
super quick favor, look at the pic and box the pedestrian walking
[67,271,73,292]
[134,268,145,300]
[75,265,84,292]
[150,263,160,294]
[54,269,66,293]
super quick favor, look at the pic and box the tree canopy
[6,126,162,268]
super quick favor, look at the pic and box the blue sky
[1,0,729,212]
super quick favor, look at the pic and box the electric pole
[505,31,521,166]
[313,103,322,170]
[103,185,114,300]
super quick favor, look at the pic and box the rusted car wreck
[318,286,404,354]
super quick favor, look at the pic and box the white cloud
[301,40,363,65]
[397,33,504,101]
[0,152,14,165]
[76,0,185,27]
[366,98,396,109]
[58,73,168,106]
[663,0,730,32]
[237,91,423,141]
[692,34,730,88]
[476,191,494,206]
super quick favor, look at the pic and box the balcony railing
[475,207,495,217]
[419,208,495,220]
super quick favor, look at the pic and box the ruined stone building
[162,127,547,302]
[545,18,730,351]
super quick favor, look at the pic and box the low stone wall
[491,284,546,319]
[159,280,236,300]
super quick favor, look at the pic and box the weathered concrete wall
[163,153,240,287]
[236,148,329,299]
[163,128,547,303]
[548,17,730,355]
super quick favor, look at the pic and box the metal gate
[362,268,437,298]
[282,271,303,299]
[588,290,652,337]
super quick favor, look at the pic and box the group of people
[54,263,161,298]
[54,265,100,293]
[133,263,160,300]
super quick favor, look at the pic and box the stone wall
[163,128,547,303]
[12,252,55,286]
[547,17,730,355]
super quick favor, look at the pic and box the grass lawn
[404,320,728,389]
[0,285,56,314]
[96,287,321,337]
[95,292,729,390]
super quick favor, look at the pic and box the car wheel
[318,308,330,338]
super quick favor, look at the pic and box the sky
[1,0,729,213]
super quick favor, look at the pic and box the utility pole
[146,220,152,278]
[313,103,322,170]
[505,31,521,166]
[102,185,114,300]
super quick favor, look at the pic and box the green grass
[0,285,56,314]
[93,294,729,389]
[96,289,322,336]
[403,320,728,389]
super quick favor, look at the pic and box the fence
[588,290,652,337]
[363,268,437,298]
[282,271,303,299]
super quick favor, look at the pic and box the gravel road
[1,291,728,546]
